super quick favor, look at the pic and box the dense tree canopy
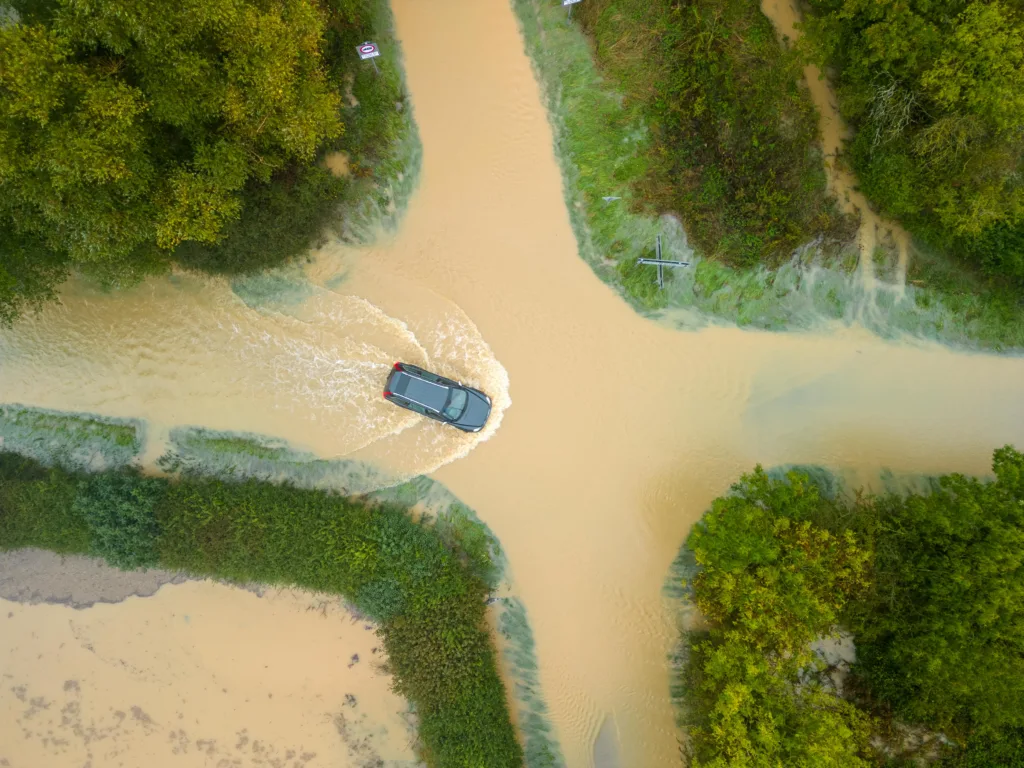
[685,468,872,767]
[850,445,1024,735]
[684,447,1024,765]
[802,0,1024,283]
[0,0,342,321]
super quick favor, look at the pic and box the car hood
[453,389,491,431]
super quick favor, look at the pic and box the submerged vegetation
[0,450,523,768]
[0,0,417,323]
[679,447,1024,766]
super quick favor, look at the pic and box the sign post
[635,234,691,289]
[562,0,582,22]
[356,41,380,73]
[655,234,663,289]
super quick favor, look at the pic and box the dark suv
[383,363,492,433]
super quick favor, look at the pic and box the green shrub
[684,467,873,766]
[0,452,89,553]
[1,0,415,323]
[74,471,164,569]
[849,446,1024,735]
[941,727,1024,768]
[173,165,346,276]
[802,0,1024,288]
[682,447,1024,765]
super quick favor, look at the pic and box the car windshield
[442,388,468,420]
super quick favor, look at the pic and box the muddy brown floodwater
[1,583,419,767]
[2,0,1024,766]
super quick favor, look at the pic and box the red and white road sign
[357,42,380,60]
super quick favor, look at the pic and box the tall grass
[496,598,568,768]
[159,427,402,493]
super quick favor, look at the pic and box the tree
[688,467,870,662]
[801,0,1024,283]
[0,0,341,318]
[849,446,1024,735]
[685,468,873,767]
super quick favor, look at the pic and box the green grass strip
[0,404,143,471]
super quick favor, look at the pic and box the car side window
[406,402,427,415]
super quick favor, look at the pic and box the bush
[849,446,1024,735]
[684,467,873,766]
[74,471,163,569]
[941,727,1024,768]
[0,452,88,553]
[682,447,1024,766]
[173,165,346,276]
[0,0,413,322]
[0,0,342,306]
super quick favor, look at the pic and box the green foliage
[0,451,89,553]
[73,471,162,569]
[684,467,872,767]
[941,727,1024,768]
[173,164,345,275]
[0,0,341,291]
[689,467,870,660]
[0,0,417,323]
[0,227,67,326]
[433,502,503,592]
[0,403,142,470]
[577,0,848,267]
[682,449,1024,766]
[849,446,1024,735]
[0,452,523,768]
[802,0,1024,286]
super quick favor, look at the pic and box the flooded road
[0,582,417,767]
[2,0,1024,766]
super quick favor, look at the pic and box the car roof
[390,370,449,410]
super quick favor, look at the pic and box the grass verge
[0,404,143,471]
[0,451,523,768]
[159,426,399,494]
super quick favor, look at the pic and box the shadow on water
[593,715,622,768]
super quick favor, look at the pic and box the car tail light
[383,391,392,398]
[393,362,402,370]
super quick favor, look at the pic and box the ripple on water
[0,268,511,491]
